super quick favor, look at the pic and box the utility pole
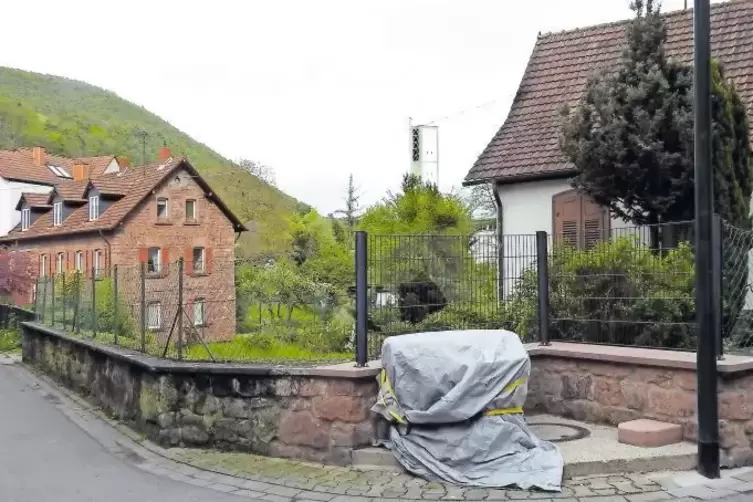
[693,0,720,479]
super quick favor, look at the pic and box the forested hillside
[0,66,305,256]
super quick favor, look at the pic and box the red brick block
[618,419,683,447]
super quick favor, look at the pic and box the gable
[465,0,753,185]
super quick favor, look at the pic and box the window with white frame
[93,249,103,276]
[40,255,48,277]
[75,251,84,272]
[157,198,168,219]
[89,195,100,221]
[56,253,65,274]
[192,247,205,273]
[21,208,31,231]
[53,202,63,226]
[147,302,161,329]
[147,247,161,273]
[185,199,196,220]
[193,298,206,326]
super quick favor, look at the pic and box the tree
[560,0,752,238]
[0,250,33,303]
[462,183,497,221]
[238,158,276,186]
[334,174,361,229]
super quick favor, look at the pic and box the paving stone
[669,485,738,500]
[463,488,491,500]
[582,496,628,502]
[260,494,292,502]
[571,486,596,498]
[265,485,301,497]
[625,493,675,502]
[731,469,753,482]
[293,491,335,501]
[209,482,240,493]
[591,488,618,496]
[487,489,510,500]
[244,480,276,492]
[233,489,267,499]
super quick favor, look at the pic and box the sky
[0,0,720,214]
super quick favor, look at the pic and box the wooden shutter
[184,248,193,275]
[205,248,213,274]
[161,248,170,275]
[552,189,610,249]
[139,247,148,263]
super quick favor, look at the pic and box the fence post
[712,214,723,359]
[50,273,56,328]
[113,265,119,346]
[74,273,81,334]
[355,230,368,367]
[177,258,184,360]
[91,267,97,338]
[536,231,550,346]
[41,276,48,324]
[61,273,67,329]
[140,262,146,353]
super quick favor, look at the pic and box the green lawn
[0,329,21,354]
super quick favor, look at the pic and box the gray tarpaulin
[371,330,563,491]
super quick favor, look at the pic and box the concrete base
[353,414,696,478]
[618,419,683,447]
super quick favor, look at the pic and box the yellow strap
[379,370,406,424]
[504,378,526,393]
[485,406,524,416]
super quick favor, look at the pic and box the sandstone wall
[21,323,378,465]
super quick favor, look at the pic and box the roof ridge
[538,0,745,40]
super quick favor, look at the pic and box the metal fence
[21,218,753,364]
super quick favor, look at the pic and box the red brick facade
[3,161,242,343]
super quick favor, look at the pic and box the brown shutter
[553,190,581,247]
[66,251,71,271]
[205,248,213,274]
[139,247,148,263]
[185,248,193,275]
[162,248,170,275]
[582,196,610,249]
[47,253,53,277]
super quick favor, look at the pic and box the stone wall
[526,343,753,467]
[21,323,379,465]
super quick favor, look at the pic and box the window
[75,251,84,272]
[192,247,205,273]
[56,253,65,274]
[147,302,161,329]
[411,127,420,162]
[193,299,206,326]
[40,254,48,277]
[21,208,31,231]
[53,202,63,227]
[185,199,196,220]
[89,196,100,221]
[147,247,161,274]
[157,198,169,219]
[94,249,103,276]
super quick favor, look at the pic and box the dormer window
[53,202,63,226]
[21,208,30,231]
[89,195,100,221]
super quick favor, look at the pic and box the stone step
[618,419,683,447]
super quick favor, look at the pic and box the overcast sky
[0,0,718,214]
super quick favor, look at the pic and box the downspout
[492,183,504,302]
[97,229,112,275]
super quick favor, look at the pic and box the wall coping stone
[21,322,382,379]
[526,341,753,374]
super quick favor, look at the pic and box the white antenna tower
[408,118,440,186]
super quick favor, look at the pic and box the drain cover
[528,422,591,443]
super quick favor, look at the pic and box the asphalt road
[0,362,246,502]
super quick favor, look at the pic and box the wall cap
[527,341,753,374]
[21,322,381,379]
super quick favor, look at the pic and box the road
[0,361,248,502]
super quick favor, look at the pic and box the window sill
[146,272,168,279]
[154,220,173,226]
[192,323,210,328]
[190,272,209,277]
[184,220,200,226]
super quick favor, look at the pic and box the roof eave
[465,168,576,187]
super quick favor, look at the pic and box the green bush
[508,237,696,348]
[0,328,20,353]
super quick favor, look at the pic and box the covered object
[371,330,563,491]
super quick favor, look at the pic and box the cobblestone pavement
[6,353,753,502]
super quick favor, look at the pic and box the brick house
[0,148,246,342]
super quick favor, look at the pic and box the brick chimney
[159,146,172,162]
[72,162,90,182]
[32,146,46,166]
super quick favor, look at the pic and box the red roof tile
[0,148,116,185]
[465,0,753,185]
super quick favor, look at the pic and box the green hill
[0,66,305,257]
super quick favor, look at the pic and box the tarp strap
[378,369,406,424]
[484,406,524,416]
[504,377,526,393]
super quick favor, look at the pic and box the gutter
[492,182,505,302]
[97,229,112,274]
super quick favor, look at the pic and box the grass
[184,336,351,365]
[0,328,21,354]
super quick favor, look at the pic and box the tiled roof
[54,180,90,201]
[465,0,753,185]
[0,148,117,185]
[0,158,246,241]
[19,193,51,209]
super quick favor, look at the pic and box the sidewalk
[4,352,753,501]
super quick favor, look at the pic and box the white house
[0,147,119,237]
[463,1,753,298]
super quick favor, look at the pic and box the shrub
[509,237,696,348]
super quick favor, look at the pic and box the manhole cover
[528,422,591,443]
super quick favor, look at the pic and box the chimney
[32,146,46,166]
[159,146,172,162]
[72,162,90,182]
